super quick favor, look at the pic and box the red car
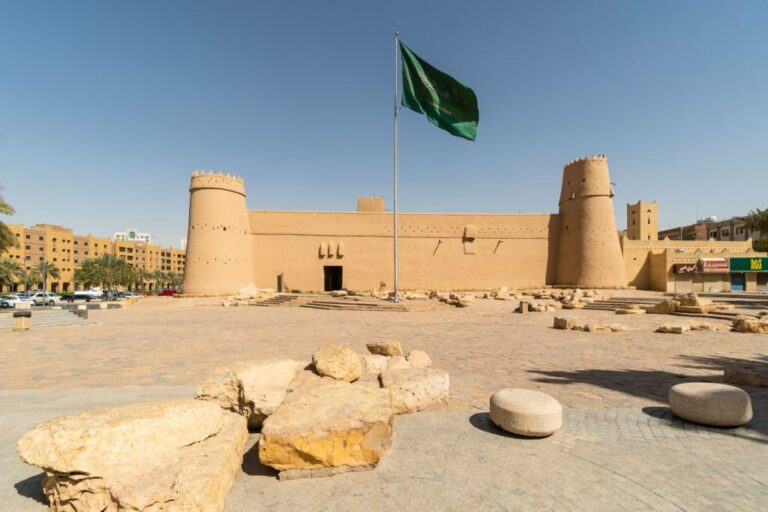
[158,290,179,297]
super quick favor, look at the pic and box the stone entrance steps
[301,298,410,312]
[0,309,95,331]
[252,294,307,307]
[583,297,662,312]
[585,297,757,321]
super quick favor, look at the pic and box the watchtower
[556,155,626,288]
[182,171,253,295]
[626,200,658,241]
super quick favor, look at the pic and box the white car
[0,295,33,308]
[31,292,61,306]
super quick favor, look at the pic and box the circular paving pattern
[228,407,768,511]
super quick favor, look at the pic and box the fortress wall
[556,156,626,288]
[182,172,254,295]
[248,211,559,292]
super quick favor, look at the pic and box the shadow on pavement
[240,439,278,478]
[468,412,541,440]
[14,472,47,505]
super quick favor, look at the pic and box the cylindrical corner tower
[556,155,626,288]
[182,171,253,295]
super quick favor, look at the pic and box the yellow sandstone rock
[259,380,393,472]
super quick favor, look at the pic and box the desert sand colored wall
[248,211,559,292]
[556,156,626,288]
[186,156,765,295]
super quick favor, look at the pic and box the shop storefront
[729,257,768,292]
[671,258,729,293]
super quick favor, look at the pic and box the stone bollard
[518,301,529,314]
[13,310,31,332]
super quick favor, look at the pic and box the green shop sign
[730,257,768,272]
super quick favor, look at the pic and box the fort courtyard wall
[248,211,559,292]
[181,156,763,295]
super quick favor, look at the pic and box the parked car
[0,294,33,308]
[30,292,61,306]
[122,291,141,299]
[66,292,98,303]
[158,289,178,297]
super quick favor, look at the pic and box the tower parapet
[556,155,626,288]
[182,171,253,295]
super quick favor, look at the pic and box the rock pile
[644,292,735,315]
[732,316,768,334]
[553,317,627,333]
[222,284,276,307]
[17,342,448,508]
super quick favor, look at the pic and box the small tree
[742,208,768,250]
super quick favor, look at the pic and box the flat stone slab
[380,367,449,414]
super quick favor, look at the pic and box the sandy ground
[2,295,767,409]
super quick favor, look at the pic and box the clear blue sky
[1,0,766,247]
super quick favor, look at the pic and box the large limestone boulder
[312,344,363,382]
[362,354,389,375]
[645,299,680,314]
[196,358,306,429]
[366,340,404,357]
[656,325,690,334]
[553,317,577,330]
[406,350,432,368]
[238,284,259,298]
[259,380,393,473]
[489,388,562,437]
[732,317,768,334]
[387,355,411,370]
[17,400,248,512]
[380,367,449,414]
[675,292,712,308]
[669,382,752,427]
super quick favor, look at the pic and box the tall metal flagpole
[393,31,400,303]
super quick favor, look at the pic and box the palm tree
[0,258,23,293]
[17,266,41,292]
[36,260,60,292]
[0,185,18,254]
[167,271,183,291]
[149,270,166,294]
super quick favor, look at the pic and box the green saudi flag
[400,41,479,141]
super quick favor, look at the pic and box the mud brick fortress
[182,155,766,295]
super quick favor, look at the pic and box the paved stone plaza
[2,296,768,510]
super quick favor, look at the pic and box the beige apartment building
[658,216,762,243]
[1,223,185,293]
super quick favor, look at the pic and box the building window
[721,229,730,237]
